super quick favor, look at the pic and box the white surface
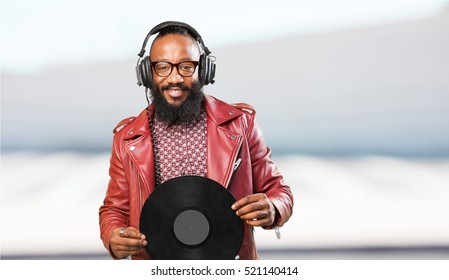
[2,153,449,256]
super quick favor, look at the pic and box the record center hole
[173,209,210,246]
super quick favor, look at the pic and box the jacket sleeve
[99,130,131,259]
[246,113,294,228]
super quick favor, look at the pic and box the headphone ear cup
[208,57,216,85]
[199,54,215,85]
[199,54,207,85]
[140,56,153,88]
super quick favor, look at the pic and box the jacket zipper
[137,173,143,210]
[233,158,242,172]
[227,157,242,188]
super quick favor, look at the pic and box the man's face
[150,34,201,107]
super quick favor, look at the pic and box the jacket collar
[122,108,152,140]
[123,94,242,140]
[203,95,242,125]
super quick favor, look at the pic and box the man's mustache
[161,83,191,91]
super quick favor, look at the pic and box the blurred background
[2,0,449,259]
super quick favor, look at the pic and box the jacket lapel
[204,95,243,187]
[124,107,156,195]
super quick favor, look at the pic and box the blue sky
[1,0,447,73]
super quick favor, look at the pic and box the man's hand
[231,193,276,227]
[109,226,147,259]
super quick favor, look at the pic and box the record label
[173,209,210,246]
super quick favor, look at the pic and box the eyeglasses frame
[150,61,199,77]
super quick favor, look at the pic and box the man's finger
[232,193,265,210]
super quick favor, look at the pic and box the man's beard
[150,81,204,125]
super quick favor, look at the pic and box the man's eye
[180,64,193,71]
[157,65,169,71]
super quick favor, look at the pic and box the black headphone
[135,21,216,88]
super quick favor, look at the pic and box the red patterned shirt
[150,111,207,185]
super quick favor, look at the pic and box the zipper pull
[233,158,242,171]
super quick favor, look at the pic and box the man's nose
[166,66,184,83]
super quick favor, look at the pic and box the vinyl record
[139,175,244,259]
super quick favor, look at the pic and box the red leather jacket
[99,95,293,260]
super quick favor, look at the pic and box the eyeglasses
[151,61,199,77]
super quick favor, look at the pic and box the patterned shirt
[150,111,207,185]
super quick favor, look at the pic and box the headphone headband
[137,21,210,58]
